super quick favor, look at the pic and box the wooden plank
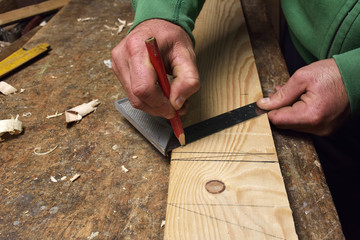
[0,0,70,26]
[164,0,298,239]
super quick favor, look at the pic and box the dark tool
[115,98,267,156]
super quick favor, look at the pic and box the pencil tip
[178,133,185,146]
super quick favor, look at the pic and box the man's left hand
[257,58,350,136]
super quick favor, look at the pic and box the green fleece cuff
[129,0,205,45]
[333,48,360,117]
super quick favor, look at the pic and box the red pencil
[145,37,185,146]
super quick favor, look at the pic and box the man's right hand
[112,19,200,119]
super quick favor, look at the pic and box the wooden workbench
[0,0,345,239]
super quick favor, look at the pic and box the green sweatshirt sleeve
[333,48,360,117]
[129,0,205,45]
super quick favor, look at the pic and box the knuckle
[292,68,316,84]
[307,111,323,127]
[187,77,200,92]
[125,37,143,57]
[132,83,152,99]
[129,97,145,110]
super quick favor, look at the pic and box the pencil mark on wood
[168,203,289,208]
[168,203,286,240]
[171,158,278,163]
[172,151,277,162]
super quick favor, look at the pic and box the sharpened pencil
[145,37,185,146]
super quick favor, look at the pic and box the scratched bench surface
[0,0,344,239]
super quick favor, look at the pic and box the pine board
[164,0,298,239]
[0,0,70,26]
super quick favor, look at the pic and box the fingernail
[175,96,185,110]
[260,97,270,104]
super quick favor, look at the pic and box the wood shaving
[104,18,130,34]
[104,59,112,69]
[22,112,32,117]
[0,41,11,47]
[87,232,99,240]
[46,111,63,119]
[0,115,22,141]
[132,155,138,159]
[50,176,57,182]
[117,18,126,25]
[104,24,117,31]
[77,17,97,22]
[70,173,80,182]
[65,99,100,123]
[34,145,58,155]
[0,81,17,95]
[161,220,166,228]
[121,165,129,173]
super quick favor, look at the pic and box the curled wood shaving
[0,115,22,141]
[65,99,100,123]
[33,145,58,156]
[0,81,17,95]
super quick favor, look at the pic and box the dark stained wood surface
[0,0,344,239]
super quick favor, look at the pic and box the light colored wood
[0,0,70,26]
[164,0,298,239]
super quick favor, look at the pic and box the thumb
[257,77,306,110]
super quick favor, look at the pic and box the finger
[112,45,149,113]
[177,100,190,116]
[267,99,326,135]
[129,51,175,119]
[112,45,132,96]
[168,46,200,111]
[257,76,306,111]
[267,100,309,127]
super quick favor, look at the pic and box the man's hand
[112,19,200,119]
[257,58,350,136]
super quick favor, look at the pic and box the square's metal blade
[115,98,267,155]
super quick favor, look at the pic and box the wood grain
[164,0,297,239]
[0,0,17,14]
[0,0,70,26]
